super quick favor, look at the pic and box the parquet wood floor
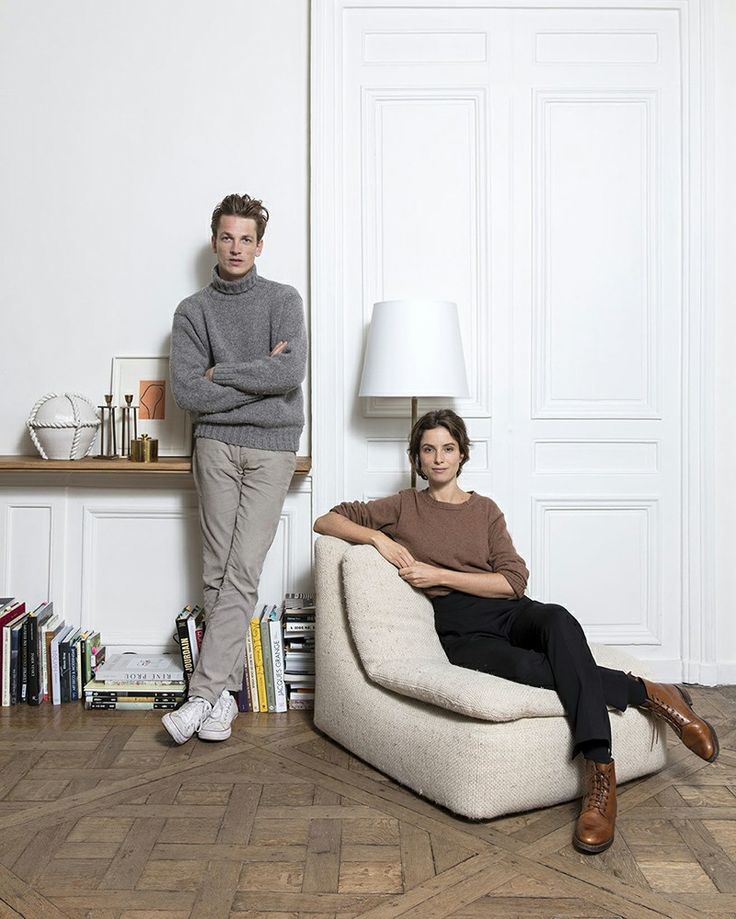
[1,686,736,919]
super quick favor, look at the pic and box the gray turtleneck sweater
[170,266,306,451]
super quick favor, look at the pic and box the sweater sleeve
[487,507,529,598]
[170,311,262,414]
[330,493,403,532]
[211,288,307,396]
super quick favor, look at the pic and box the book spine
[59,640,70,704]
[85,694,185,703]
[69,640,79,702]
[85,700,179,710]
[1,626,11,706]
[10,627,21,705]
[250,617,268,713]
[236,668,249,712]
[287,697,315,710]
[75,638,83,701]
[244,629,259,713]
[176,616,194,677]
[284,623,316,633]
[51,637,61,705]
[187,614,199,669]
[27,616,42,705]
[42,627,53,703]
[20,618,30,703]
[260,615,275,713]
[269,618,288,713]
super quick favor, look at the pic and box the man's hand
[204,367,214,381]
[399,561,445,590]
[371,532,415,569]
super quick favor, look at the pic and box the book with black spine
[27,602,54,705]
[9,613,29,705]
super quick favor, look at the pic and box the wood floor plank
[216,781,261,845]
[400,823,434,890]
[674,818,736,893]
[0,863,70,919]
[189,858,241,919]
[99,815,166,889]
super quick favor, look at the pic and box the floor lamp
[358,299,469,487]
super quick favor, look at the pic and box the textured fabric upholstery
[342,543,642,721]
[314,536,668,820]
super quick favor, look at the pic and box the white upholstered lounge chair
[314,535,668,820]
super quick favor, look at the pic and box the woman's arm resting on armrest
[313,511,415,569]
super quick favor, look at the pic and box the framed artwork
[110,356,192,456]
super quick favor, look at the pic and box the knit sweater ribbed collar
[210,265,259,296]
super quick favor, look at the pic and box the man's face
[212,215,263,281]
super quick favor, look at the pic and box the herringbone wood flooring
[2,687,736,918]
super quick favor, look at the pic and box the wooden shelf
[0,455,312,475]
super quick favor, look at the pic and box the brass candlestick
[120,394,138,456]
[96,394,117,458]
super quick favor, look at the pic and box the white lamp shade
[358,299,469,398]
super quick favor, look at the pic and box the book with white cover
[268,606,288,712]
[95,654,183,684]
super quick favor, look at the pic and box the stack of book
[169,592,315,715]
[282,593,315,710]
[1,598,105,706]
[84,654,185,710]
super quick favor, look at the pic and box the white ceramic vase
[26,393,101,460]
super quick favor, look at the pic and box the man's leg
[189,446,297,704]
[162,438,243,744]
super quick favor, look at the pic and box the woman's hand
[371,532,415,569]
[398,561,445,590]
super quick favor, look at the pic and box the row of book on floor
[83,653,186,710]
[0,598,106,706]
[79,592,316,713]
[174,592,315,712]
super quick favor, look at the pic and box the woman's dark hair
[407,409,470,480]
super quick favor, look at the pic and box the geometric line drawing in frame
[110,355,192,456]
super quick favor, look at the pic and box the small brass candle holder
[130,433,158,463]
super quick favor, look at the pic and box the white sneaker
[162,696,212,745]
[198,689,238,741]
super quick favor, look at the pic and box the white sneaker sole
[198,711,237,742]
[161,712,194,745]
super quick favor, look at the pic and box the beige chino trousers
[187,438,297,705]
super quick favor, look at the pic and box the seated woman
[313,409,718,855]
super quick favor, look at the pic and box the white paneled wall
[312,0,715,682]
[0,476,313,654]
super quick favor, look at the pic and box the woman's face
[418,426,464,484]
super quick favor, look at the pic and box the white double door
[336,5,683,672]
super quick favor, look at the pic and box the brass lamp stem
[410,396,418,489]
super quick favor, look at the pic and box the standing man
[163,193,306,744]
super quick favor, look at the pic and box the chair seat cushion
[342,544,644,722]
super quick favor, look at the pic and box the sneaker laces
[208,691,234,721]
[183,697,212,731]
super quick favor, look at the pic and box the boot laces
[585,768,610,814]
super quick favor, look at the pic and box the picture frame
[110,356,192,456]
